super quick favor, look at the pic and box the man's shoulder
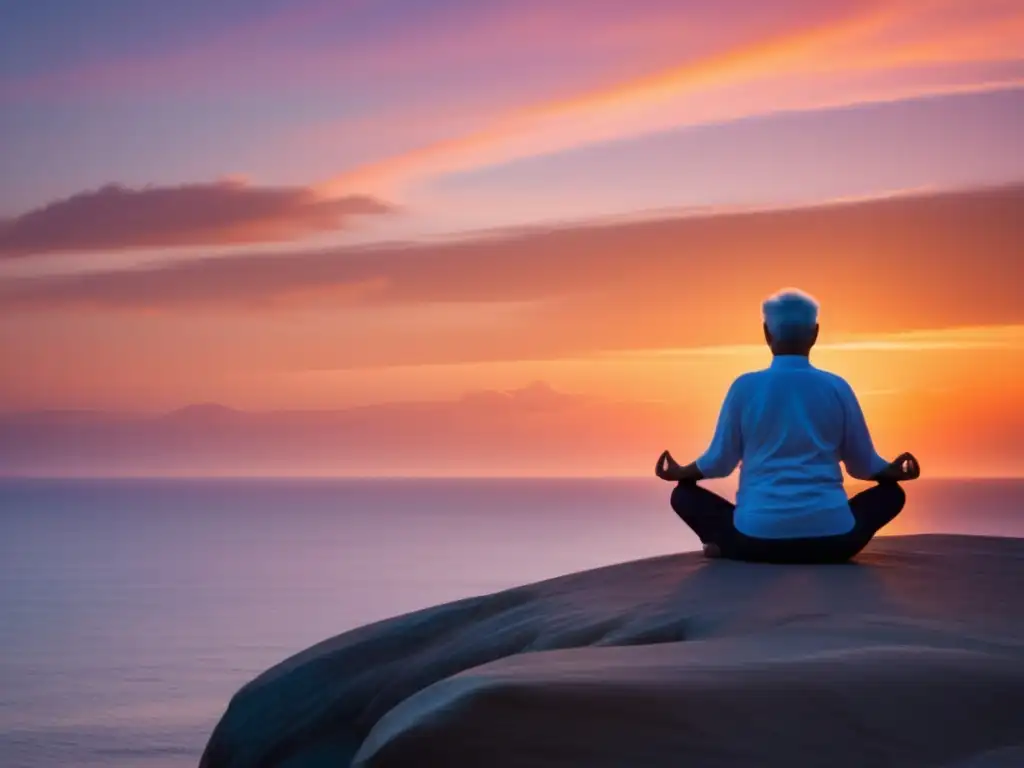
[809,365,847,382]
[732,370,765,388]
[808,366,855,394]
[728,370,769,399]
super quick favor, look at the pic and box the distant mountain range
[0,383,692,477]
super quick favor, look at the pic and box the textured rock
[201,535,1024,767]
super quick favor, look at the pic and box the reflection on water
[0,478,1020,767]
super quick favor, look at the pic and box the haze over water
[1,477,1021,768]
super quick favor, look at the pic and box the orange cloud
[528,0,904,119]
[0,182,392,258]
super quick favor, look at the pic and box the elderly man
[656,288,920,564]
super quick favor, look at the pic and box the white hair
[762,288,819,343]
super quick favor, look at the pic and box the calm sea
[1,477,1022,768]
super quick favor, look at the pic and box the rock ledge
[201,535,1024,767]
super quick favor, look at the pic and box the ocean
[1,477,1022,768]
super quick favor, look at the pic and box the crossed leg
[669,482,737,556]
[670,480,906,563]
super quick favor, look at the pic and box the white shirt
[696,355,890,539]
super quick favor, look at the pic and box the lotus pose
[656,289,920,563]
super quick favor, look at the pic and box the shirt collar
[770,355,812,370]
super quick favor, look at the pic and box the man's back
[697,356,890,539]
[659,288,917,562]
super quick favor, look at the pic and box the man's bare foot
[703,543,722,559]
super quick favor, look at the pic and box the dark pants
[670,482,906,564]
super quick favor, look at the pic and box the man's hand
[877,452,921,482]
[655,450,681,481]
[656,450,706,483]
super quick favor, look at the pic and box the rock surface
[200,535,1024,767]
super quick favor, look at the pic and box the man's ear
[811,324,820,345]
[763,323,773,346]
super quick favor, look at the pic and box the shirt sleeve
[838,380,890,480]
[695,379,744,479]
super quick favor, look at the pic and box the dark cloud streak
[0,181,392,257]
[0,184,1021,337]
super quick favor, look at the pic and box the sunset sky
[1,0,1022,476]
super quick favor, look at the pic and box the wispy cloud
[322,1,1024,195]
[616,325,1024,360]
[0,181,392,258]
